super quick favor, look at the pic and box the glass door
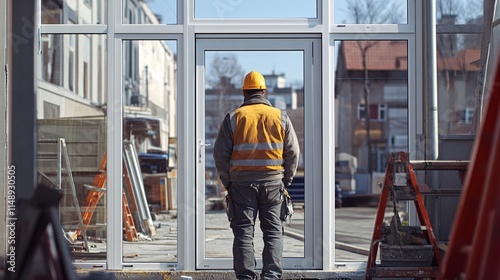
[195,37,322,269]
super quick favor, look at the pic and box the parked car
[287,176,343,208]
[138,150,169,174]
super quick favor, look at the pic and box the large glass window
[37,34,108,262]
[194,0,316,19]
[334,0,408,24]
[334,40,408,261]
[122,40,178,263]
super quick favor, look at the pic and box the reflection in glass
[195,0,316,19]
[122,40,178,263]
[42,0,106,24]
[334,0,408,24]
[204,51,305,258]
[436,0,483,25]
[437,31,481,135]
[37,34,107,261]
[334,40,408,260]
[123,0,177,24]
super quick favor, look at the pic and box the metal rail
[410,160,469,171]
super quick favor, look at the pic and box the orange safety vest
[229,104,286,171]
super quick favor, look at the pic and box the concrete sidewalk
[72,206,385,279]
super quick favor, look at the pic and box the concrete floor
[71,206,393,279]
[1,205,408,280]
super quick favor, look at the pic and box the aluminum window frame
[194,36,322,270]
[331,0,416,34]
[36,0,420,271]
[330,32,417,269]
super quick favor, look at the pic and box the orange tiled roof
[342,41,480,71]
[343,41,408,71]
[437,49,481,71]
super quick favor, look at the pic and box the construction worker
[213,70,300,280]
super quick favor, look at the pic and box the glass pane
[205,51,305,258]
[123,0,178,24]
[334,40,408,260]
[436,0,483,25]
[122,40,178,263]
[437,33,481,135]
[334,0,408,24]
[42,0,106,24]
[195,0,316,19]
[37,34,107,261]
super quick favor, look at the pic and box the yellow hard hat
[242,70,267,90]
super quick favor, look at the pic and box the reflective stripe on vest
[229,104,287,171]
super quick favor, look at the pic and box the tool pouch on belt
[225,193,234,222]
[280,188,294,221]
[225,184,234,222]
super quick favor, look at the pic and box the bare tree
[345,0,403,174]
[206,53,244,130]
[207,53,243,89]
[346,0,403,24]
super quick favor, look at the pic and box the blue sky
[141,0,318,20]
[205,51,304,88]
[145,0,317,88]
[144,0,481,88]
[193,0,316,19]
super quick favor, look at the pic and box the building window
[68,51,74,91]
[459,107,475,124]
[68,34,76,92]
[84,62,89,98]
[358,104,386,121]
[41,34,62,85]
[43,101,60,119]
[389,134,408,151]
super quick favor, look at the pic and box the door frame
[194,35,323,270]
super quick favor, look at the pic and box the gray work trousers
[227,181,285,280]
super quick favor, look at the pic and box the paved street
[72,204,398,280]
[120,205,394,263]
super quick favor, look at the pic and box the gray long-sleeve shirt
[213,93,300,188]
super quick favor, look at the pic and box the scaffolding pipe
[423,0,439,160]
[123,141,156,237]
[472,0,497,133]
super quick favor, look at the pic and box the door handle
[199,140,211,163]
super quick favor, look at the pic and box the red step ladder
[365,151,442,280]
[74,154,139,242]
[122,192,138,242]
[73,155,107,241]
